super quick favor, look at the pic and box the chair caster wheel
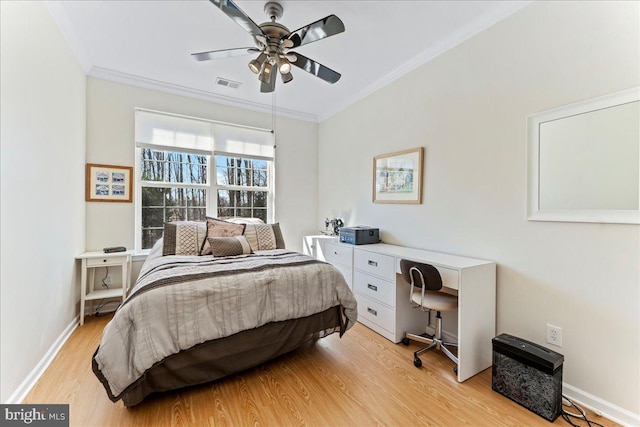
[402,338,410,346]
[413,357,422,368]
[454,366,458,375]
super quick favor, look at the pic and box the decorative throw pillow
[200,217,246,255]
[208,236,252,257]
[162,221,207,256]
[243,223,285,251]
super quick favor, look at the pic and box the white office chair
[400,259,459,372]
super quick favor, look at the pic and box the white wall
[0,1,86,402]
[85,77,318,253]
[318,0,639,421]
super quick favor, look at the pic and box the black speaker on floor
[492,334,564,422]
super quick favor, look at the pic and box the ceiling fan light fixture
[248,52,267,74]
[195,0,345,92]
[259,61,273,83]
[281,71,293,84]
[278,57,291,74]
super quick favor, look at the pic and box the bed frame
[93,305,344,406]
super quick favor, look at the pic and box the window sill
[132,250,150,262]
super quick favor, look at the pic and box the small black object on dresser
[492,334,564,422]
[103,246,127,253]
[339,226,379,245]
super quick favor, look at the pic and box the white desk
[304,236,496,382]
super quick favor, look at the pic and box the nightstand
[76,251,133,325]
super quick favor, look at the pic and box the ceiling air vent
[215,77,242,89]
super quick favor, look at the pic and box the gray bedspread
[93,245,358,399]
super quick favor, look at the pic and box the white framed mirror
[527,87,640,224]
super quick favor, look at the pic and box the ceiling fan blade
[286,15,345,49]
[191,47,260,61]
[209,0,266,38]
[290,53,341,84]
[260,65,277,93]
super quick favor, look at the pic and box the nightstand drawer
[86,256,126,267]
[323,242,353,268]
[354,249,395,281]
[353,271,394,307]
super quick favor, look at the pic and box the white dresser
[352,246,431,344]
[303,235,353,289]
[303,236,496,382]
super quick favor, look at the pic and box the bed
[92,230,358,407]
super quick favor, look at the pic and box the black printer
[339,226,380,245]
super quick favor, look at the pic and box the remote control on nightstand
[103,246,126,253]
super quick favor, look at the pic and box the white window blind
[135,109,274,158]
[213,123,274,160]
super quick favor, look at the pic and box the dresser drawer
[86,256,126,267]
[395,258,460,290]
[356,293,395,333]
[354,249,395,281]
[438,267,460,290]
[323,242,353,268]
[353,271,394,307]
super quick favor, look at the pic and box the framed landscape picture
[373,147,423,204]
[85,163,133,202]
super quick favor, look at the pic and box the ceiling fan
[192,0,345,93]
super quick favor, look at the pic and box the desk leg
[457,265,496,382]
[80,259,87,326]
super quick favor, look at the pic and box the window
[139,149,209,248]
[215,156,269,222]
[135,109,274,251]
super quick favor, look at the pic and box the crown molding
[317,1,533,122]
[88,67,318,122]
[46,0,531,124]
[45,1,316,122]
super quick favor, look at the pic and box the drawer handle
[103,259,107,263]
[368,260,378,267]
[334,251,339,255]
[367,284,378,292]
[367,307,377,316]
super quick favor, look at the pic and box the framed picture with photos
[85,163,133,202]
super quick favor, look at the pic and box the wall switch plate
[546,324,563,347]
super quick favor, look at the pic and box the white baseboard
[5,315,79,404]
[562,383,640,427]
[426,324,458,344]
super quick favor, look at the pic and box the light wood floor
[25,314,617,427]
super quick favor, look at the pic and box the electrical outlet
[546,324,563,347]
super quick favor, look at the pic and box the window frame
[135,150,274,253]
[211,154,274,222]
[134,108,275,253]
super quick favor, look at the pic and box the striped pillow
[208,236,252,257]
[162,221,207,256]
[243,223,285,251]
